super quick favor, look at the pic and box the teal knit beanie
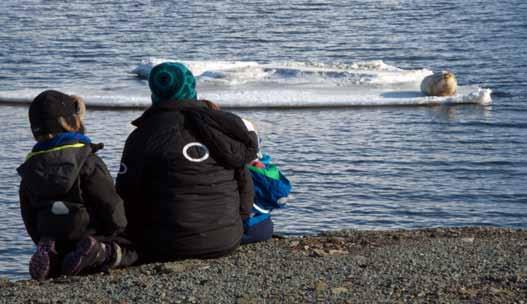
[148,62,197,104]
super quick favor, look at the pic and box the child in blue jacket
[240,119,292,244]
[200,101,292,244]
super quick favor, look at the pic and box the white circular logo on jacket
[118,163,128,174]
[182,142,209,162]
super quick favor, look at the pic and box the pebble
[1,227,526,303]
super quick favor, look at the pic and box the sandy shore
[1,227,526,303]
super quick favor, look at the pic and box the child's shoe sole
[29,239,57,281]
[29,248,51,281]
[61,236,99,275]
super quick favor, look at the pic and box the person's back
[116,62,258,261]
[17,90,137,280]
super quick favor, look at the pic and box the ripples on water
[1,0,527,280]
[1,1,526,96]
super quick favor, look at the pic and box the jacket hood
[17,144,92,199]
[132,100,258,168]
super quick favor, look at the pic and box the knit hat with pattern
[148,62,197,104]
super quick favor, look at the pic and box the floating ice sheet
[0,58,492,109]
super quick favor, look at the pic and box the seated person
[199,101,292,245]
[116,62,259,262]
[239,119,292,244]
[18,90,137,280]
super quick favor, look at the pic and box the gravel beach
[1,227,526,303]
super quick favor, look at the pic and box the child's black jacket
[17,138,127,244]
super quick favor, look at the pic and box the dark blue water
[1,0,526,280]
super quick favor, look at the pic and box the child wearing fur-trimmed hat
[17,90,137,280]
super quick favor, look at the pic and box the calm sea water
[1,0,526,280]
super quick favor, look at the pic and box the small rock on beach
[1,227,526,303]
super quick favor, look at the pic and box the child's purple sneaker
[29,239,58,281]
[61,236,105,276]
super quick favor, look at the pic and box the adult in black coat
[116,62,258,261]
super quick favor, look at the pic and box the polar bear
[420,71,457,96]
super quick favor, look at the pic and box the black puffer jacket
[116,100,258,260]
[17,140,127,244]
